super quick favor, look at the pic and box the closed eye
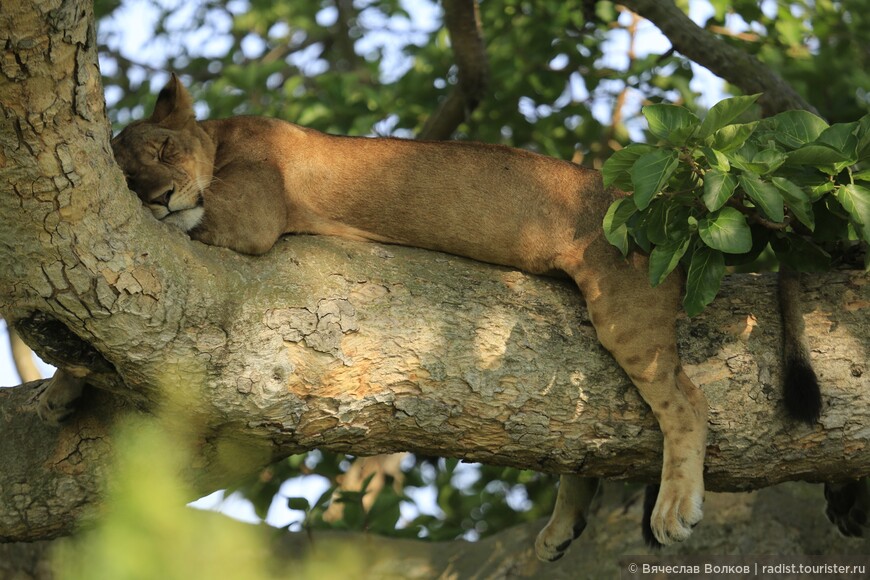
[158,137,173,162]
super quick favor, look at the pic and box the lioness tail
[778,270,822,423]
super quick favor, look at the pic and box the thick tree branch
[619,0,818,116]
[1,236,868,541]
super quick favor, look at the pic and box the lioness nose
[153,187,175,207]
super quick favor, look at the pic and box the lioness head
[112,74,217,232]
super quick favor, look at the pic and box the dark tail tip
[641,484,663,549]
[783,355,822,424]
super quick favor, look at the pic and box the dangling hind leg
[557,240,709,545]
[825,479,870,537]
[535,476,599,561]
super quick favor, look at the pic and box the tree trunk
[1,0,868,547]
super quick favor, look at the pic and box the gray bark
[1,240,868,541]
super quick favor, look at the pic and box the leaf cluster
[603,95,870,315]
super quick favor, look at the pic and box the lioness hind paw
[825,480,870,538]
[35,371,86,425]
[535,517,587,562]
[37,398,77,424]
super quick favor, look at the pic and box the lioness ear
[149,73,196,127]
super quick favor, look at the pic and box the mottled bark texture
[2,235,869,542]
[1,0,868,548]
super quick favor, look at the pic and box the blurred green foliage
[92,0,870,549]
[51,416,366,580]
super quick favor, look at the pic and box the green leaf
[287,497,311,511]
[649,237,690,287]
[818,121,859,156]
[738,174,785,222]
[835,184,870,231]
[853,169,870,182]
[603,199,632,256]
[643,104,700,145]
[698,207,752,253]
[723,225,771,267]
[607,197,639,230]
[701,147,730,171]
[809,181,836,200]
[751,148,788,174]
[786,143,854,167]
[683,246,725,317]
[339,495,366,530]
[697,94,760,140]
[702,169,737,211]
[771,110,830,148]
[366,488,404,534]
[631,225,652,254]
[710,122,757,152]
[602,144,655,189]
[771,234,832,272]
[729,146,787,175]
[839,174,870,249]
[630,149,679,210]
[813,197,856,242]
[310,484,338,514]
[644,198,690,245]
[771,177,815,230]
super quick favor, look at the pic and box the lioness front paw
[35,370,86,425]
[649,480,704,545]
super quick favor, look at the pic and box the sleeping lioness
[38,74,824,558]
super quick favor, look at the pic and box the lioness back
[198,115,616,272]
